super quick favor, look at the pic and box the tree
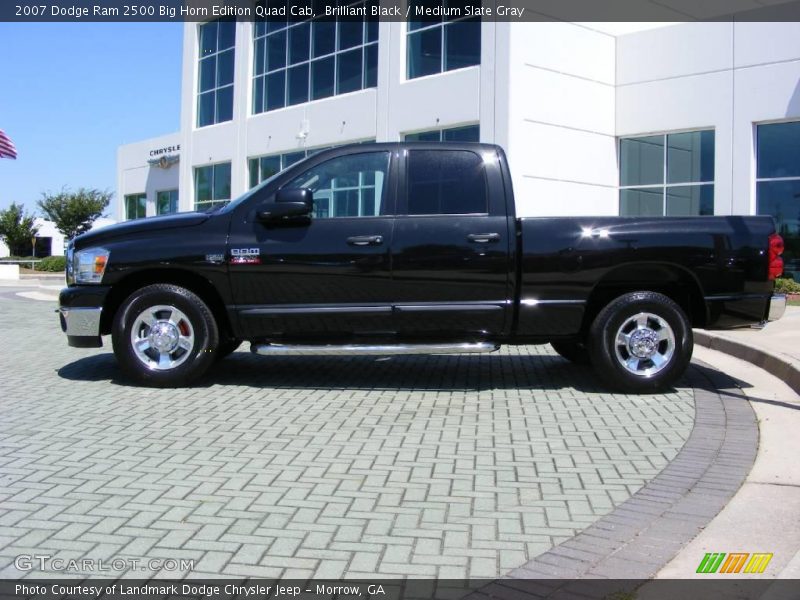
[0,202,39,256]
[38,187,111,240]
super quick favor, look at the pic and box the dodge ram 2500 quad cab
[59,143,786,392]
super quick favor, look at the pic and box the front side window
[248,148,330,188]
[248,141,376,188]
[406,150,488,215]
[252,0,378,114]
[284,151,390,218]
[619,130,715,216]
[757,121,800,281]
[157,189,179,215]
[404,124,479,142]
[407,2,480,80]
[195,163,231,211]
[197,19,236,127]
[125,193,147,220]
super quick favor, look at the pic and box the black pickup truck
[59,143,786,392]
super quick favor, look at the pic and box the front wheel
[588,291,692,393]
[112,284,219,387]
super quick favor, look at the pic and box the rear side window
[406,150,488,215]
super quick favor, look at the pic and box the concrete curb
[694,329,800,397]
[465,363,758,598]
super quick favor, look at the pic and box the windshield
[218,168,286,213]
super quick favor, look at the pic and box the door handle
[467,233,500,243]
[347,235,383,246]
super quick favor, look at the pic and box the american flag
[0,129,17,159]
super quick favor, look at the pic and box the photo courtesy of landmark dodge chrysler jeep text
[58,143,786,392]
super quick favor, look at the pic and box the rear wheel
[588,291,692,393]
[550,340,590,365]
[112,284,219,387]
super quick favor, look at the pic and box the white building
[0,217,116,258]
[117,19,800,278]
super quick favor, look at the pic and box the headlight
[74,247,110,284]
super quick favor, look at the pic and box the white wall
[616,21,800,216]
[117,132,181,220]
[503,22,618,216]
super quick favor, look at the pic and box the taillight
[768,233,784,280]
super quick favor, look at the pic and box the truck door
[227,149,397,339]
[391,147,513,338]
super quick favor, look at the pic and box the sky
[0,22,184,213]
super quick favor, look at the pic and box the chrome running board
[250,342,500,356]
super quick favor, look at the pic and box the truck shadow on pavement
[56,350,689,395]
[690,362,800,411]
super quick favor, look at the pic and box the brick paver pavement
[0,297,694,579]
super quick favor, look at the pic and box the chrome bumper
[768,294,786,322]
[58,306,102,337]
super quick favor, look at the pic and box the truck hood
[73,212,211,250]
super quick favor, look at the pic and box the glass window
[620,136,664,187]
[194,163,232,211]
[757,122,800,281]
[197,20,236,127]
[125,193,147,220]
[157,190,179,215]
[758,121,800,180]
[619,131,715,217]
[407,13,480,80]
[667,130,715,184]
[284,152,390,219]
[248,141,375,189]
[404,124,479,142]
[253,1,378,115]
[407,150,488,215]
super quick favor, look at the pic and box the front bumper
[768,293,786,322]
[58,285,111,348]
[59,306,102,336]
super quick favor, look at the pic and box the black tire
[215,339,242,361]
[112,284,219,387]
[550,340,591,365]
[588,291,692,393]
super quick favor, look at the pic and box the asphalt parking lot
[0,292,695,579]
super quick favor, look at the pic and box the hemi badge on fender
[230,256,261,265]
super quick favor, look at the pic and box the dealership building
[117,17,800,276]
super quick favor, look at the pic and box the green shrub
[775,277,800,294]
[36,256,67,272]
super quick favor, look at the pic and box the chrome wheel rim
[614,312,675,378]
[130,305,195,371]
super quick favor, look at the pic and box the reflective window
[407,150,488,215]
[253,0,378,114]
[619,131,715,216]
[284,152,390,219]
[194,163,231,211]
[197,20,236,127]
[758,121,800,179]
[125,193,147,220]
[156,189,179,215]
[407,2,480,80]
[757,122,800,281]
[248,141,375,188]
[404,124,479,142]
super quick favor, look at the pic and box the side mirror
[257,188,313,222]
